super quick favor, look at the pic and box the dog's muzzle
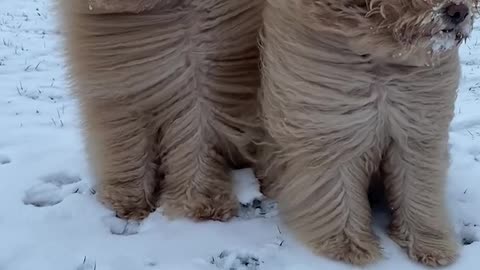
[440,2,472,42]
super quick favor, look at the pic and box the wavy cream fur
[258,0,476,267]
[57,0,264,221]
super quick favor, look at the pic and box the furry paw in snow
[102,215,142,235]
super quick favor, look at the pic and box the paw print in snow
[40,171,82,186]
[210,250,263,270]
[461,222,479,246]
[0,154,11,165]
[238,198,278,219]
[23,172,92,207]
[23,182,64,207]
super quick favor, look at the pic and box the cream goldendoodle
[258,0,476,267]
[57,0,263,221]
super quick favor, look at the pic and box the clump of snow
[431,33,457,53]
[232,169,278,219]
[232,168,264,205]
[232,168,278,219]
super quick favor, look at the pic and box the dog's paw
[409,248,458,267]
[97,181,155,221]
[162,192,238,222]
[313,232,382,266]
[113,205,152,221]
[102,215,142,235]
[407,234,459,267]
[389,225,459,267]
[99,194,153,221]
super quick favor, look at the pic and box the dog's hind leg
[383,139,458,267]
[278,153,382,266]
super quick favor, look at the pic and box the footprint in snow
[210,250,263,270]
[238,198,278,219]
[23,171,92,207]
[0,154,11,165]
[40,171,82,186]
[461,222,479,246]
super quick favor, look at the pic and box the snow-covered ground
[0,0,479,269]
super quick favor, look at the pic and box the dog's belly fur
[59,0,263,221]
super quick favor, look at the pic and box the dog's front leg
[383,137,458,267]
[84,105,158,221]
[277,153,382,266]
[159,141,239,222]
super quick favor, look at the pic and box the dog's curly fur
[258,0,477,267]
[57,0,264,221]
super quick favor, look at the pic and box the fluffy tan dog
[258,0,476,267]
[57,0,263,221]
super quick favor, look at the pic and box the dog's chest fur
[260,29,460,160]
[276,42,461,156]
[328,53,460,147]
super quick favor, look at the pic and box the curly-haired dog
[57,0,263,221]
[258,0,476,267]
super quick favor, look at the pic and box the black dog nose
[445,3,469,24]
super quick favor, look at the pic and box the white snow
[431,32,457,53]
[232,168,264,205]
[0,0,479,269]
